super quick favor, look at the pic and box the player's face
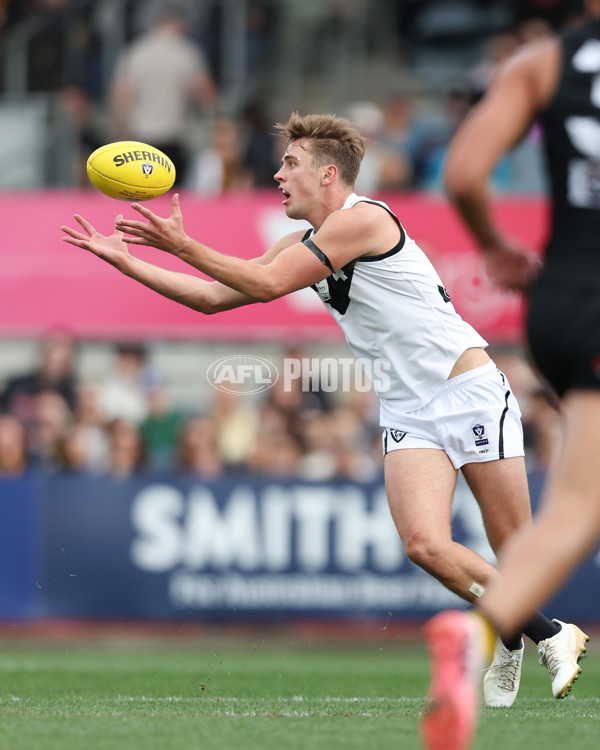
[274,139,323,220]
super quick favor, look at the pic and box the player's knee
[402,531,449,573]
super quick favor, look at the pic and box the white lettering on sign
[183,486,261,570]
[335,487,403,571]
[130,485,183,572]
[130,479,492,583]
[129,483,405,574]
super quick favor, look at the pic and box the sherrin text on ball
[86,141,176,201]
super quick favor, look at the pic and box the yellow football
[86,141,176,201]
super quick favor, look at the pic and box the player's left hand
[116,193,188,255]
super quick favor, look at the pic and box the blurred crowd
[0,334,383,480]
[0,0,589,194]
[0,334,561,481]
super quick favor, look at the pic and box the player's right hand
[482,239,542,292]
[61,214,132,273]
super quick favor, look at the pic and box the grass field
[0,632,598,750]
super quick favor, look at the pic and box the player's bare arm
[309,201,401,266]
[115,195,386,301]
[61,214,305,314]
[445,38,560,290]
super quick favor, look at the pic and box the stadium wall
[0,191,548,343]
[2,471,599,622]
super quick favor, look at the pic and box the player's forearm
[444,154,502,250]
[122,255,256,314]
[177,237,278,302]
[449,189,502,251]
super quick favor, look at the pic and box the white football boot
[537,619,590,698]
[483,637,524,707]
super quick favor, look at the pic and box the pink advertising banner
[0,190,548,343]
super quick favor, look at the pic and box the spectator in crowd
[175,415,223,478]
[188,115,253,193]
[72,381,110,472]
[27,389,73,471]
[109,0,218,186]
[0,414,28,476]
[57,422,95,474]
[209,388,259,472]
[343,100,412,194]
[106,417,145,478]
[327,406,380,482]
[297,409,337,480]
[257,375,315,454]
[343,384,382,445]
[53,84,104,188]
[280,347,336,413]
[247,423,303,477]
[296,402,381,482]
[240,102,281,189]
[1,333,77,424]
[98,343,149,425]
[374,91,439,190]
[139,371,182,470]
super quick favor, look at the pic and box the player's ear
[322,164,337,185]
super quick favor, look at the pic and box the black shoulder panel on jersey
[302,237,335,274]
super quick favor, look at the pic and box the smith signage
[2,472,598,620]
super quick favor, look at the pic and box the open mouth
[280,188,290,203]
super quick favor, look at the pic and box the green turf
[0,636,598,750]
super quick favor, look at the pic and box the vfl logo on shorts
[472,424,489,447]
[389,429,407,443]
[142,162,154,177]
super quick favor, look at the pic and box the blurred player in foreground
[63,112,580,710]
[421,2,600,749]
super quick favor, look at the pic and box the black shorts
[527,274,600,397]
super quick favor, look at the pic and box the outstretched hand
[61,214,132,272]
[483,239,542,292]
[116,193,188,255]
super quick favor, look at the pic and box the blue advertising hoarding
[1,473,599,621]
[0,476,42,618]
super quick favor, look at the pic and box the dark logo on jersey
[313,279,331,303]
[438,285,451,303]
[472,424,489,447]
[141,162,154,177]
[311,261,355,315]
[389,429,408,443]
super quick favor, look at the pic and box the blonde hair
[275,112,365,186]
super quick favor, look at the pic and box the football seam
[87,162,174,190]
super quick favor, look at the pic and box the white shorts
[382,361,525,469]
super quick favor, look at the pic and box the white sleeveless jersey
[306,193,488,419]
